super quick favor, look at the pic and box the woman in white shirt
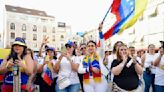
[141,44,158,92]
[153,47,164,92]
[54,41,80,92]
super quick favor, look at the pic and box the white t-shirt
[155,54,164,86]
[107,54,117,70]
[144,53,159,74]
[57,55,80,84]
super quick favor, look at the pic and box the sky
[3,0,113,34]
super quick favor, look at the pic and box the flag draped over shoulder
[103,0,148,40]
[0,49,10,82]
[42,62,54,86]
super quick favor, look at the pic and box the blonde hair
[116,44,128,61]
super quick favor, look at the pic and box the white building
[3,5,70,51]
[83,29,111,51]
[130,0,164,49]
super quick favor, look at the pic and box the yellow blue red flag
[103,0,148,40]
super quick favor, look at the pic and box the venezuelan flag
[42,62,54,86]
[0,48,10,59]
[103,0,148,40]
[119,0,148,34]
[0,48,10,82]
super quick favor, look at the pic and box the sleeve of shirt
[111,59,119,69]
[74,56,81,64]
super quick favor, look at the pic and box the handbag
[57,75,71,90]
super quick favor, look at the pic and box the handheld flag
[103,0,148,40]
[42,56,54,86]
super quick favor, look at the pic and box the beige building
[83,29,98,43]
[4,5,70,51]
[83,29,111,51]
[69,34,83,46]
[55,22,72,51]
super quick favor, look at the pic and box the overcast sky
[3,0,113,34]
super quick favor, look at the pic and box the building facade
[130,0,164,49]
[4,5,70,51]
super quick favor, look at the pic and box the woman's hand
[6,59,14,69]
[98,23,103,32]
[122,52,127,63]
[42,36,49,45]
[159,48,164,56]
[17,60,26,68]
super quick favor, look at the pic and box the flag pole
[101,5,112,24]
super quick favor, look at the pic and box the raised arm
[38,36,49,57]
[153,48,164,66]
[98,23,105,59]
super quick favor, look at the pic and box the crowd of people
[0,24,164,92]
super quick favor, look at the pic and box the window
[61,43,64,50]
[10,32,15,39]
[43,26,47,32]
[41,18,48,22]
[58,22,66,27]
[33,34,37,41]
[33,25,37,31]
[10,42,13,46]
[33,43,37,48]
[22,24,26,31]
[22,33,26,40]
[60,35,64,41]
[52,27,55,33]
[61,35,64,39]
[10,23,15,30]
[52,35,55,41]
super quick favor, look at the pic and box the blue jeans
[143,71,155,92]
[57,83,80,92]
[155,85,164,92]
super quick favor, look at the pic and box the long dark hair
[7,45,27,61]
[26,48,34,60]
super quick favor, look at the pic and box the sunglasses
[120,49,127,51]
[80,47,86,50]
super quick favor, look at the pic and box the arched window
[43,26,47,32]
[10,23,15,30]
[52,27,55,33]
[33,34,37,41]
[10,32,15,39]
[52,35,55,41]
[22,24,26,31]
[33,25,37,31]
[61,35,64,39]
